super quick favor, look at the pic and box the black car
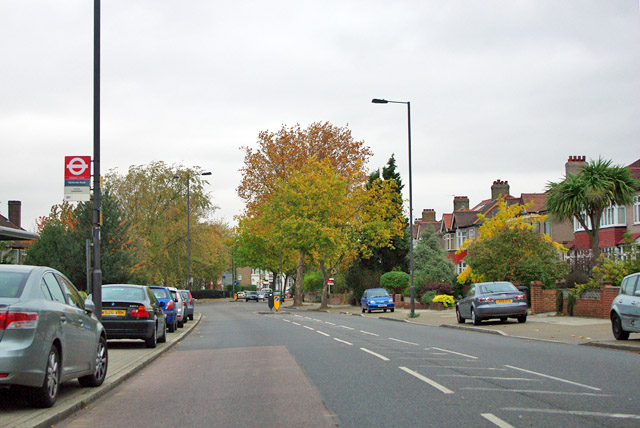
[245,290,259,302]
[101,284,167,348]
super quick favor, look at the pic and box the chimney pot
[8,200,21,228]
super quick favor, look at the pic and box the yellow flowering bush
[433,294,455,308]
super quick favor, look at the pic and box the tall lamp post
[372,98,415,317]
[92,0,102,320]
[176,171,212,290]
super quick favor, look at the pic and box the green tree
[546,158,638,259]
[379,271,409,295]
[0,241,16,264]
[413,226,456,286]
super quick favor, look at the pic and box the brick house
[0,200,39,264]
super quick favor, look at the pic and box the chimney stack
[491,180,510,200]
[8,200,21,228]
[421,209,436,223]
[565,155,587,177]
[453,196,469,211]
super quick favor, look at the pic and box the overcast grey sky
[2,1,639,233]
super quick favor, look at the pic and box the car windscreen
[0,272,28,298]
[151,288,169,299]
[480,283,516,294]
[102,286,145,301]
[369,290,390,298]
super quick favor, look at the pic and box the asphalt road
[57,300,640,428]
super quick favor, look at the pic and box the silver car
[456,281,528,325]
[179,289,195,321]
[168,287,186,328]
[0,265,108,408]
[610,272,640,340]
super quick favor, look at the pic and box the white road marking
[481,413,515,428]
[304,326,315,331]
[340,325,354,330]
[316,330,330,337]
[334,338,353,345]
[437,375,541,381]
[360,348,390,361]
[282,319,291,322]
[360,330,380,336]
[389,337,419,346]
[503,407,640,420]
[431,347,478,359]
[325,321,336,325]
[292,322,301,326]
[505,365,601,391]
[294,314,302,317]
[399,366,454,394]
[312,318,322,322]
[463,387,610,397]
[420,366,507,371]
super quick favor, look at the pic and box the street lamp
[372,98,415,317]
[175,171,212,290]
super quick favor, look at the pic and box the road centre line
[312,318,322,322]
[316,330,330,337]
[399,367,454,394]
[502,407,640,420]
[388,337,419,346]
[481,413,515,428]
[282,319,291,322]
[360,348,390,361]
[423,366,507,371]
[325,321,336,325]
[360,330,380,336]
[505,365,601,391]
[304,326,315,331]
[292,322,301,326]
[463,387,610,397]
[340,325,354,330]
[430,347,478,359]
[334,338,353,346]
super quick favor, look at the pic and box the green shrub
[567,294,576,316]
[556,289,564,314]
[421,290,438,305]
[380,271,410,295]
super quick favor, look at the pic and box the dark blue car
[150,286,177,332]
[361,288,395,313]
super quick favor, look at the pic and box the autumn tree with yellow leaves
[457,198,568,289]
[236,122,404,307]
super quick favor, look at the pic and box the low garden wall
[530,281,619,318]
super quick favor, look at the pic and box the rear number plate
[496,299,512,304]
[102,309,126,316]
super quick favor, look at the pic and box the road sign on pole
[64,156,91,201]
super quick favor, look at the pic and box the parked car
[101,284,167,348]
[610,272,640,340]
[179,289,195,320]
[245,290,259,302]
[361,288,395,313]
[0,265,108,408]
[237,291,246,299]
[168,287,186,327]
[456,281,527,325]
[257,290,267,301]
[150,286,177,332]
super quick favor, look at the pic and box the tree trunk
[319,259,329,309]
[587,211,602,260]
[294,249,305,306]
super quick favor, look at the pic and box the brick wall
[530,282,620,318]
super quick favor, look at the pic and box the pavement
[0,313,201,428]
[3,301,639,428]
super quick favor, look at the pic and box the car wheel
[30,345,60,408]
[390,308,394,313]
[361,306,365,313]
[367,308,372,313]
[189,314,194,320]
[79,335,108,387]
[145,324,158,348]
[517,314,527,324]
[383,309,387,313]
[168,320,176,333]
[158,322,167,343]
[500,317,508,323]
[471,308,481,325]
[456,307,465,324]
[611,313,629,340]
[178,319,184,328]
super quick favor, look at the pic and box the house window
[544,221,551,236]
[456,229,467,249]
[634,196,640,224]
[574,204,626,232]
[456,261,466,275]
[468,229,475,240]
[444,234,454,251]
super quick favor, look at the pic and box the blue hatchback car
[149,286,177,332]
[361,288,395,313]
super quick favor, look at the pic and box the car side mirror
[84,298,96,314]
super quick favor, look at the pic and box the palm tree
[545,158,638,259]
